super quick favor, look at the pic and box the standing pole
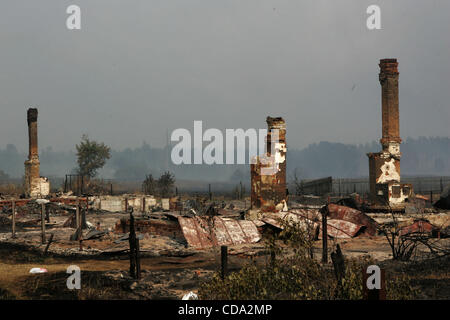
[129,211,137,279]
[338,179,341,197]
[240,181,243,200]
[11,200,16,239]
[322,207,328,263]
[208,184,212,201]
[41,203,46,244]
[142,197,146,213]
[75,199,80,239]
[76,199,80,229]
[44,233,54,255]
[221,245,228,280]
[135,238,141,279]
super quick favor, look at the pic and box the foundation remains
[251,117,287,212]
[367,59,412,208]
[24,108,50,198]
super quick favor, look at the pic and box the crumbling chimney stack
[250,117,287,212]
[367,59,412,208]
[379,59,401,155]
[24,108,49,198]
[27,108,39,161]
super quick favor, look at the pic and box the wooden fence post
[11,200,16,239]
[41,203,46,244]
[135,238,141,279]
[129,211,140,279]
[221,245,228,280]
[76,199,80,238]
[322,207,328,263]
[44,233,54,255]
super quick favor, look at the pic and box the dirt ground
[0,204,449,300]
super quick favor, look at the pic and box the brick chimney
[379,59,401,155]
[24,108,49,197]
[27,108,39,160]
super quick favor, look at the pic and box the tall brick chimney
[367,59,412,208]
[24,108,49,197]
[379,59,401,154]
[27,108,39,160]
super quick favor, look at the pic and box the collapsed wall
[367,59,412,207]
[24,108,50,198]
[251,117,287,212]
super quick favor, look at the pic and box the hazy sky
[0,0,449,153]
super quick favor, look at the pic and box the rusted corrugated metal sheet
[320,219,363,239]
[178,216,261,249]
[399,220,435,236]
[327,204,378,236]
[261,210,320,236]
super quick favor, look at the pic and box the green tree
[76,135,111,178]
[157,171,175,198]
[142,174,156,195]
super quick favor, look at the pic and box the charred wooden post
[209,184,212,201]
[331,244,345,283]
[41,203,46,244]
[125,198,128,213]
[142,197,146,213]
[11,200,16,239]
[129,210,138,279]
[221,245,228,280]
[322,208,328,263]
[240,181,243,200]
[135,238,141,279]
[81,204,86,229]
[75,199,80,238]
[44,233,54,255]
[45,203,50,223]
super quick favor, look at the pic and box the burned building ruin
[24,108,50,198]
[367,59,412,208]
[251,117,287,212]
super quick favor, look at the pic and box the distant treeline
[0,136,449,182]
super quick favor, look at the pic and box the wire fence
[332,176,450,196]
